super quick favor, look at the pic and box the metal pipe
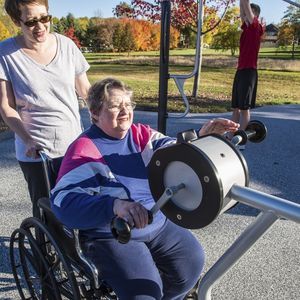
[282,0,300,8]
[168,0,204,118]
[230,185,300,223]
[158,0,171,134]
[192,0,205,98]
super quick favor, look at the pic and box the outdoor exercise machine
[111,118,300,299]
[111,120,267,241]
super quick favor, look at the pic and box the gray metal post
[158,0,171,134]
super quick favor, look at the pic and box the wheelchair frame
[9,151,117,300]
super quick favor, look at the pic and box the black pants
[231,68,258,110]
[19,158,62,218]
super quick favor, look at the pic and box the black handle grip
[233,120,267,145]
[111,210,154,244]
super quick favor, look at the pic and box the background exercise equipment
[231,120,267,146]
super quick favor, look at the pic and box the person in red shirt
[230,0,264,149]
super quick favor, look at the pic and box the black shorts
[231,68,258,110]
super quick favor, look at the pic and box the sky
[48,0,292,25]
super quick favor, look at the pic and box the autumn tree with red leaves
[64,27,81,48]
[114,0,237,32]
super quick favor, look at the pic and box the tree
[279,0,300,58]
[211,6,240,56]
[112,23,124,52]
[75,17,90,47]
[277,23,294,48]
[64,27,81,48]
[52,16,66,34]
[0,20,10,41]
[0,0,5,16]
[84,18,116,51]
[0,0,19,37]
[114,0,237,33]
[114,1,134,18]
[122,22,136,54]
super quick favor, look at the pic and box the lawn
[85,48,300,113]
[1,48,299,132]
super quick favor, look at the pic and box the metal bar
[168,0,204,118]
[282,0,300,8]
[198,211,278,300]
[151,183,185,215]
[192,0,205,98]
[158,0,171,134]
[230,185,300,223]
[74,229,100,289]
[39,150,52,198]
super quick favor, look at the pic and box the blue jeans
[82,220,205,300]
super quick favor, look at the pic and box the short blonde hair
[87,78,133,124]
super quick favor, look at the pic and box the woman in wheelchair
[50,78,239,299]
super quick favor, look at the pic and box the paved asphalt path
[0,105,299,299]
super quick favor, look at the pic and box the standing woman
[0,0,91,218]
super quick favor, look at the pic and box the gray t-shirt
[0,33,90,161]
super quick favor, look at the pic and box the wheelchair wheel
[10,217,81,299]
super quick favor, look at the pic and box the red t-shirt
[238,17,264,69]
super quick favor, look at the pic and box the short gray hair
[87,78,133,123]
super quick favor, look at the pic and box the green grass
[86,48,300,113]
[1,48,298,132]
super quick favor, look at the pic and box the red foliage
[64,27,81,48]
[115,0,237,31]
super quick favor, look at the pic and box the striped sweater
[50,123,175,240]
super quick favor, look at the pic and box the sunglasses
[21,15,52,27]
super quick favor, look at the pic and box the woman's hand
[199,118,239,136]
[113,199,149,229]
[25,138,42,158]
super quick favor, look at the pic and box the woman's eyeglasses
[21,15,52,27]
[107,101,137,113]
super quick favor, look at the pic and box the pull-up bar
[282,0,300,8]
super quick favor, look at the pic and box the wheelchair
[9,150,198,300]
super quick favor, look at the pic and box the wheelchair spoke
[11,216,115,300]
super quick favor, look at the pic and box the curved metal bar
[74,229,101,289]
[168,0,204,118]
[282,0,300,8]
[201,0,231,35]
